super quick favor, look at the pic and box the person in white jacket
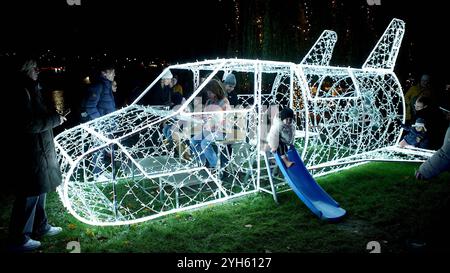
[267,107,296,168]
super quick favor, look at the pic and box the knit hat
[413,118,427,131]
[224,73,236,86]
[162,70,173,79]
[420,74,430,82]
[280,107,294,121]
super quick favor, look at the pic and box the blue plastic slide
[273,146,346,221]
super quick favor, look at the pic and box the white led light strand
[55,19,430,226]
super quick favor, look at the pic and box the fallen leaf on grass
[85,228,95,237]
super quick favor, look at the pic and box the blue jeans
[162,124,173,142]
[9,193,50,244]
[190,131,224,168]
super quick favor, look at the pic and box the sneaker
[9,239,41,252]
[182,152,191,161]
[285,161,295,168]
[282,157,295,168]
[40,226,63,237]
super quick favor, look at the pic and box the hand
[60,115,67,125]
[271,148,277,153]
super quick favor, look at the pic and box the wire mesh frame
[54,19,430,226]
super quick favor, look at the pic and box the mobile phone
[439,107,450,113]
[62,109,71,117]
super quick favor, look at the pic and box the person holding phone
[7,58,66,252]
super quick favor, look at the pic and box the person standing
[80,63,116,122]
[223,73,238,107]
[79,62,117,180]
[404,74,432,124]
[8,59,65,252]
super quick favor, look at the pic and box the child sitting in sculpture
[267,107,296,168]
[399,117,429,148]
[162,94,192,160]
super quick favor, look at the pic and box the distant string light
[366,5,375,33]
[301,0,311,41]
[231,0,240,55]
[256,16,263,47]
[233,0,240,24]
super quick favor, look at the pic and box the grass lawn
[1,162,449,253]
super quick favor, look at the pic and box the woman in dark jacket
[8,59,65,252]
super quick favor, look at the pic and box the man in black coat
[8,59,66,252]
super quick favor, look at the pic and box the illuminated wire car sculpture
[55,18,433,225]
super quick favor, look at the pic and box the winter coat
[419,125,450,179]
[403,126,429,148]
[203,97,231,133]
[83,75,116,120]
[147,84,174,106]
[415,106,447,150]
[267,117,296,150]
[14,76,62,196]
[227,90,239,107]
[404,85,421,122]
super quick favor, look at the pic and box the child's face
[415,101,426,111]
[207,90,216,100]
[283,118,293,125]
[162,78,172,86]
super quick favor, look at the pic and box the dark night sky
[0,0,448,81]
[0,0,229,60]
